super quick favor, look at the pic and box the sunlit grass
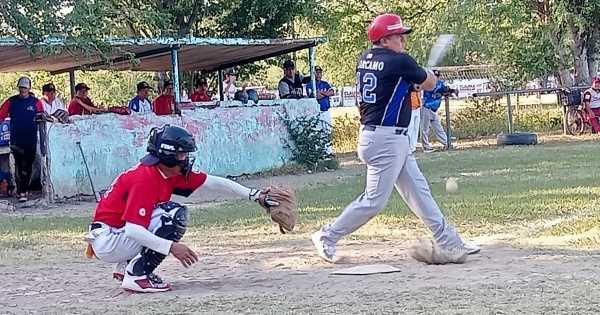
[2,140,600,256]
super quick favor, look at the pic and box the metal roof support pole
[506,93,514,134]
[558,93,567,135]
[308,46,316,98]
[444,95,452,150]
[218,70,224,101]
[170,46,181,104]
[69,70,76,100]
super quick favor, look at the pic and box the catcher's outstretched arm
[200,175,254,199]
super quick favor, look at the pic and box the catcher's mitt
[252,186,297,234]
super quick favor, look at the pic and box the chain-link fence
[330,88,588,153]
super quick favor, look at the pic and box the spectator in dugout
[68,83,102,115]
[152,80,175,115]
[40,83,70,123]
[222,68,238,101]
[0,77,44,202]
[278,59,311,99]
[190,78,211,102]
[129,81,153,114]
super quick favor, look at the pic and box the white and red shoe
[121,273,171,293]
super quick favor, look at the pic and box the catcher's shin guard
[130,202,189,276]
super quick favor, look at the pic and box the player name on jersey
[357,59,385,71]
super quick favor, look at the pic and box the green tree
[450,0,599,86]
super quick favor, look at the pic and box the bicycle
[559,88,596,135]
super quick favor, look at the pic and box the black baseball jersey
[356,48,427,128]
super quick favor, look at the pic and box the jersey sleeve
[128,98,137,111]
[394,53,428,85]
[278,81,291,98]
[0,99,10,121]
[122,183,158,228]
[172,171,208,197]
[35,100,44,113]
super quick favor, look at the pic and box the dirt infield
[2,236,600,314]
[3,146,600,314]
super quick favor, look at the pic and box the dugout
[0,36,325,201]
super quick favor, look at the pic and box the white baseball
[445,177,458,193]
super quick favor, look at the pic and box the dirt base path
[2,237,600,314]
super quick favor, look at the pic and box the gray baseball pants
[420,106,447,150]
[321,125,464,249]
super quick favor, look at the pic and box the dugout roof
[0,37,325,74]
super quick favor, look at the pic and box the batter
[311,13,480,263]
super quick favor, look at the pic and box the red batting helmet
[592,76,600,84]
[367,13,412,43]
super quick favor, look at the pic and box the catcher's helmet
[141,125,197,175]
[367,13,412,43]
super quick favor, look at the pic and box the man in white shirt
[223,68,238,101]
[128,81,153,114]
[40,83,69,123]
[40,83,65,115]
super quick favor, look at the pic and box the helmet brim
[387,23,412,34]
[371,27,413,43]
[140,154,160,166]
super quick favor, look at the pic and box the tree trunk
[574,48,589,85]
[568,24,590,85]
[589,58,599,80]
[588,32,599,81]
[547,28,573,87]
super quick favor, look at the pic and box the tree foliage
[0,0,598,95]
[311,0,599,87]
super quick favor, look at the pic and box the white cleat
[438,245,469,264]
[462,242,481,255]
[121,273,171,293]
[311,231,337,263]
[410,238,469,265]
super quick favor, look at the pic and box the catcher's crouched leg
[129,202,189,276]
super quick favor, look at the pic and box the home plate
[330,264,401,275]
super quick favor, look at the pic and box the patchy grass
[2,141,600,255]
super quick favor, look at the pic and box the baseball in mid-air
[445,177,458,193]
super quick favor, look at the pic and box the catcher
[84,124,296,293]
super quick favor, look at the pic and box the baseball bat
[414,34,456,92]
[76,141,99,202]
[426,34,455,68]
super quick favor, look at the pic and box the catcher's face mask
[176,151,196,176]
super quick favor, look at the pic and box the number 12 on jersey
[357,72,377,104]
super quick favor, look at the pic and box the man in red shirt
[86,125,274,293]
[152,80,175,115]
[190,78,212,102]
[68,83,102,115]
